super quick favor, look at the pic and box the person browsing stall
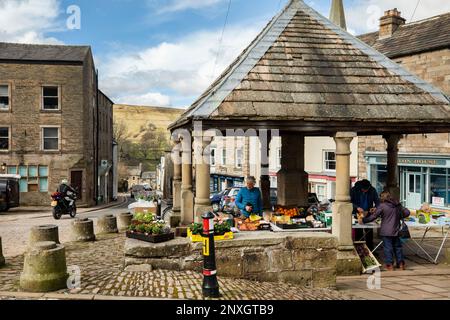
[235,176,263,218]
[360,191,410,271]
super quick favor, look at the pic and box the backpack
[398,205,411,239]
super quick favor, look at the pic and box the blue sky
[1,0,450,108]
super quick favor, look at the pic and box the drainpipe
[95,69,99,205]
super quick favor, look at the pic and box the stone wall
[124,232,338,289]
[358,49,450,179]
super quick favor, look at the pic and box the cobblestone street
[0,233,354,300]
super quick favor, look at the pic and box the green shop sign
[372,157,447,166]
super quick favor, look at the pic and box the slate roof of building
[169,0,450,131]
[0,42,90,62]
[358,12,450,59]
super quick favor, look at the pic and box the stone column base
[444,248,450,265]
[170,215,181,228]
[194,204,211,223]
[336,249,361,276]
[181,189,194,226]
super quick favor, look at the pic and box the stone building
[358,9,450,210]
[0,42,114,207]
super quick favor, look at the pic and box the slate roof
[358,12,450,59]
[0,42,90,63]
[169,0,450,131]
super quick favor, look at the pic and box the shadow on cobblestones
[0,233,354,300]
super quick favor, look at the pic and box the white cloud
[156,0,226,14]
[345,0,450,34]
[99,23,261,107]
[0,0,63,44]
[115,92,171,106]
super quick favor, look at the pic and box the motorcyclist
[58,179,77,208]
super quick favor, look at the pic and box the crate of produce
[126,231,174,243]
[354,241,381,273]
[275,222,310,230]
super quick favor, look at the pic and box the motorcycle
[51,190,77,220]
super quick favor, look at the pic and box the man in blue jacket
[235,176,263,218]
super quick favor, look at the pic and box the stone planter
[118,212,133,231]
[0,237,5,267]
[29,225,60,245]
[97,215,118,234]
[71,218,96,242]
[20,241,68,292]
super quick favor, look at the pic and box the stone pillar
[0,237,5,267]
[29,225,60,245]
[180,135,194,225]
[172,140,182,221]
[260,130,272,210]
[193,134,213,223]
[277,133,308,207]
[333,132,361,276]
[71,218,96,242]
[97,215,118,234]
[20,241,68,292]
[384,134,402,200]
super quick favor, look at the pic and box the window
[8,165,48,192]
[210,148,216,166]
[221,149,227,166]
[42,86,60,110]
[277,147,282,168]
[324,151,336,171]
[235,149,243,168]
[42,127,59,151]
[316,185,326,202]
[430,168,449,207]
[0,85,9,110]
[0,127,8,150]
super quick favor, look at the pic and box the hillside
[113,104,184,142]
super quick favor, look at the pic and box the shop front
[210,174,244,193]
[366,153,450,210]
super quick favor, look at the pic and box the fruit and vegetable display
[271,205,326,230]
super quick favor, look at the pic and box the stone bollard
[445,248,450,265]
[97,215,118,234]
[20,241,68,292]
[29,225,60,245]
[71,218,96,242]
[0,237,5,267]
[118,212,133,231]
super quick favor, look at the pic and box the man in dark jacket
[362,191,410,270]
[351,180,380,250]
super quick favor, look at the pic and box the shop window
[324,151,336,171]
[0,85,9,110]
[277,148,281,168]
[10,165,49,192]
[316,185,326,202]
[0,127,9,150]
[42,127,59,151]
[430,174,447,206]
[42,86,60,110]
[371,165,387,194]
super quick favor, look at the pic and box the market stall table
[270,222,331,233]
[404,221,450,264]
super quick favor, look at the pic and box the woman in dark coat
[361,191,410,271]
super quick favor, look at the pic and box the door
[406,173,422,209]
[71,171,83,200]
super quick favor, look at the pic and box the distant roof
[0,42,90,63]
[169,0,450,135]
[358,12,450,59]
[114,104,185,113]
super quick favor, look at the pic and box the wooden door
[71,171,83,200]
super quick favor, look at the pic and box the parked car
[210,189,228,212]
[0,175,20,212]
[130,185,145,199]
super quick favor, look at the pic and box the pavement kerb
[0,291,183,300]
[338,267,450,280]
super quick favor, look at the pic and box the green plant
[214,223,231,235]
[189,223,203,235]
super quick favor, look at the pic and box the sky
[1,0,450,109]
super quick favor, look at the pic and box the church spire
[329,0,347,30]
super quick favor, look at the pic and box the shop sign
[372,156,447,166]
[432,197,445,206]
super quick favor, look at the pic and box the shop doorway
[406,172,422,209]
[71,170,83,200]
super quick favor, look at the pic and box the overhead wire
[211,0,232,81]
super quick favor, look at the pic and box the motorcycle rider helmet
[61,179,68,185]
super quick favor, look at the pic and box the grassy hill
[113,104,184,142]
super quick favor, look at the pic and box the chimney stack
[379,8,406,39]
[329,0,347,30]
